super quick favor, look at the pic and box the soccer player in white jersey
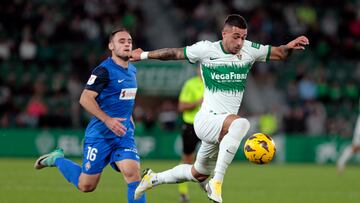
[337,100,360,174]
[131,14,309,203]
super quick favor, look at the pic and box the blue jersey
[84,57,137,145]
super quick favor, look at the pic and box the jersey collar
[220,41,230,54]
[108,57,129,70]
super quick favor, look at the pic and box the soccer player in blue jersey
[34,28,146,203]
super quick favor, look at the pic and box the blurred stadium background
[0,0,359,203]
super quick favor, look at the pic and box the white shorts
[193,110,230,144]
[193,110,231,175]
[352,115,360,146]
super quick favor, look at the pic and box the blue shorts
[81,137,140,174]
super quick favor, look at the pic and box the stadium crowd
[0,0,359,137]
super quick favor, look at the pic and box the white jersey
[185,40,271,114]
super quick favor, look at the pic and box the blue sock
[54,157,81,188]
[127,181,146,203]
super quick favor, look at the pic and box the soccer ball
[244,133,276,164]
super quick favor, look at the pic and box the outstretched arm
[149,48,185,60]
[270,36,309,60]
[131,48,185,61]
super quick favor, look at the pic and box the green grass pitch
[0,158,359,203]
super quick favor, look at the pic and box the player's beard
[119,55,130,61]
[231,45,241,54]
[114,48,131,62]
[116,51,131,61]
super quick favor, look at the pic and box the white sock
[155,164,196,185]
[213,118,250,182]
[337,145,353,168]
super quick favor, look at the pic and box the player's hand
[286,36,309,50]
[131,48,144,62]
[105,117,127,136]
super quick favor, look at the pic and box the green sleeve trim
[184,47,194,64]
[266,45,272,62]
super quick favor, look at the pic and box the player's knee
[123,170,141,182]
[194,174,209,182]
[191,166,209,182]
[78,183,97,193]
[228,118,250,141]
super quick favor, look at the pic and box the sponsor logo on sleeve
[87,75,97,85]
[251,42,260,49]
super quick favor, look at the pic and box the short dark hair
[109,27,130,41]
[223,14,247,29]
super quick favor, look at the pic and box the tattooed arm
[148,48,185,60]
[131,48,185,61]
[270,36,309,60]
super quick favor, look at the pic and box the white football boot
[134,168,158,200]
[206,179,223,203]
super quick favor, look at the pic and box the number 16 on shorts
[87,147,98,161]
